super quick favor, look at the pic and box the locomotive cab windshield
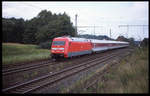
[53,41,65,46]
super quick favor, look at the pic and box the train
[50,36,129,59]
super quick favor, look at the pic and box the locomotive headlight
[59,48,64,50]
[52,48,64,50]
[52,48,57,50]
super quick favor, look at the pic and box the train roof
[54,37,90,42]
[89,39,129,44]
[54,36,129,44]
[70,37,90,42]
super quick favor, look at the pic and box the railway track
[84,55,125,90]
[2,48,130,76]
[2,60,53,75]
[2,59,52,69]
[84,48,134,90]
[2,54,99,75]
[2,50,130,93]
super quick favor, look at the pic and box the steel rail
[2,60,53,75]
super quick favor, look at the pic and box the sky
[2,1,149,41]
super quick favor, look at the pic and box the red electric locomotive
[51,36,129,59]
[51,36,92,59]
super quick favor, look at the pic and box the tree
[3,10,75,46]
[141,38,149,47]
[2,18,14,42]
[22,19,37,44]
[128,37,135,46]
[116,36,128,42]
[35,10,75,44]
[2,18,25,43]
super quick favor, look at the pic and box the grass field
[93,47,149,93]
[2,43,51,65]
[62,47,149,93]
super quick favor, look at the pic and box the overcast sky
[2,1,149,41]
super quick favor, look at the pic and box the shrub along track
[2,48,132,93]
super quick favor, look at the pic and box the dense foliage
[116,36,136,46]
[141,38,149,47]
[2,18,25,43]
[3,10,75,46]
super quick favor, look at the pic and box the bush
[38,41,52,49]
[141,38,149,47]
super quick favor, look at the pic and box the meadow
[2,43,50,65]
[61,47,149,93]
[94,47,149,93]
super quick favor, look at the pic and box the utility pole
[143,25,145,34]
[94,24,95,36]
[110,28,111,38]
[127,25,129,38]
[75,14,78,36]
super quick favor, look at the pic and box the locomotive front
[51,37,69,59]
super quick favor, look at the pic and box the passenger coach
[90,39,129,52]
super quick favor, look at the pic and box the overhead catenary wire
[118,24,148,40]
[21,3,43,10]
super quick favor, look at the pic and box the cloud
[2,2,40,19]
[117,2,148,24]
[2,1,148,40]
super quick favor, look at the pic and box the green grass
[62,47,148,93]
[2,43,51,65]
[90,47,149,93]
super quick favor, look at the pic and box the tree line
[3,10,75,46]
